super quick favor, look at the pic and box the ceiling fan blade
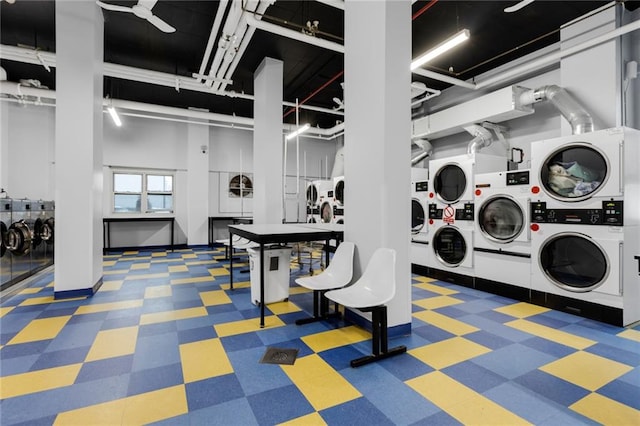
[96,0,134,13]
[147,14,176,33]
[504,0,534,13]
[138,0,158,11]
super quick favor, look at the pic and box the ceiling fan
[96,0,176,33]
[504,0,534,13]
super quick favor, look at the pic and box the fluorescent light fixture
[107,106,122,127]
[285,123,310,140]
[411,29,470,71]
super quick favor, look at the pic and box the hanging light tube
[285,123,310,140]
[107,105,122,127]
[411,29,470,70]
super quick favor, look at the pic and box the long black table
[208,216,253,246]
[103,217,175,254]
[228,223,344,327]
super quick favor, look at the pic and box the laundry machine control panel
[428,203,475,221]
[415,181,429,192]
[531,201,623,225]
[506,170,529,186]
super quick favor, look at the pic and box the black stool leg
[350,306,407,368]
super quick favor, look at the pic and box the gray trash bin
[247,245,292,305]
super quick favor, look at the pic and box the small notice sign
[443,205,455,224]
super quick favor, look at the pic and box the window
[113,171,173,214]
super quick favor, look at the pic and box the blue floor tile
[320,397,395,426]
[442,361,508,393]
[514,370,591,406]
[247,384,315,425]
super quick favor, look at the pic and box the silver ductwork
[411,138,433,166]
[520,85,594,134]
[465,125,494,155]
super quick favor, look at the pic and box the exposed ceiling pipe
[411,138,433,166]
[196,0,230,83]
[283,70,344,119]
[243,13,345,53]
[412,17,640,90]
[520,85,594,134]
[465,124,494,154]
[412,0,438,20]
[213,0,273,92]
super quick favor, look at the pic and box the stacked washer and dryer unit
[529,127,640,326]
[306,180,332,224]
[0,198,55,293]
[332,176,345,224]
[427,153,506,285]
[410,168,429,267]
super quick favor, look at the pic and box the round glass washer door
[306,184,318,206]
[434,164,466,203]
[539,233,608,292]
[433,226,467,266]
[320,201,333,223]
[540,143,608,201]
[334,180,344,206]
[411,199,426,235]
[478,196,524,243]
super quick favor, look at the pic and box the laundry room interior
[1,1,640,425]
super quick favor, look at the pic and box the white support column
[344,0,412,330]
[54,0,104,296]
[0,95,7,191]
[253,57,284,224]
[186,121,210,245]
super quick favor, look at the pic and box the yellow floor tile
[214,316,286,337]
[406,371,531,425]
[409,336,491,370]
[279,412,327,426]
[0,364,83,399]
[104,269,131,275]
[267,301,302,315]
[19,287,43,295]
[282,354,361,411]
[540,351,633,391]
[617,328,640,343]
[208,267,230,277]
[151,252,167,257]
[19,296,55,306]
[140,307,208,325]
[506,319,596,350]
[54,384,188,426]
[494,302,550,318]
[570,392,640,425]
[412,276,436,283]
[85,326,139,362]
[0,306,15,318]
[8,316,72,345]
[99,280,124,292]
[413,295,463,310]
[185,260,217,266]
[102,260,117,267]
[179,338,233,383]
[302,326,371,353]
[181,253,197,259]
[169,265,188,273]
[170,276,216,285]
[413,282,458,295]
[412,310,479,336]
[124,272,169,280]
[289,286,312,295]
[75,300,143,315]
[131,263,150,270]
[123,250,139,255]
[219,281,250,290]
[199,289,232,306]
[145,285,172,299]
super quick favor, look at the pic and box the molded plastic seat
[294,241,355,324]
[325,247,407,367]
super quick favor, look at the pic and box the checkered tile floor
[1,246,639,425]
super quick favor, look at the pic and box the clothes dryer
[332,176,345,224]
[410,168,430,267]
[530,201,632,325]
[530,127,639,211]
[31,200,48,270]
[319,188,334,224]
[306,179,332,223]
[0,199,12,290]
[473,170,531,292]
[6,199,33,282]
[42,200,55,266]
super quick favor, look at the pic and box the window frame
[112,169,175,215]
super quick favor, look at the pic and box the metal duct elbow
[465,125,493,155]
[411,138,433,166]
[534,85,594,134]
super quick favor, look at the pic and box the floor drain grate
[259,347,299,365]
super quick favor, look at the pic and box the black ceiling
[2,0,635,129]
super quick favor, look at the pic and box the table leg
[260,242,265,328]
[170,219,175,252]
[229,230,234,290]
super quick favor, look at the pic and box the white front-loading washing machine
[306,179,332,223]
[530,201,630,325]
[410,168,430,268]
[530,127,639,210]
[429,153,506,209]
[332,176,345,224]
[474,170,531,296]
[0,199,12,291]
[427,203,475,286]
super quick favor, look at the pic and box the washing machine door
[0,221,6,257]
[478,196,525,243]
[411,198,426,235]
[539,232,611,292]
[434,164,466,203]
[433,226,469,267]
[306,184,318,206]
[320,201,333,223]
[6,221,32,256]
[539,143,608,201]
[334,180,344,206]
